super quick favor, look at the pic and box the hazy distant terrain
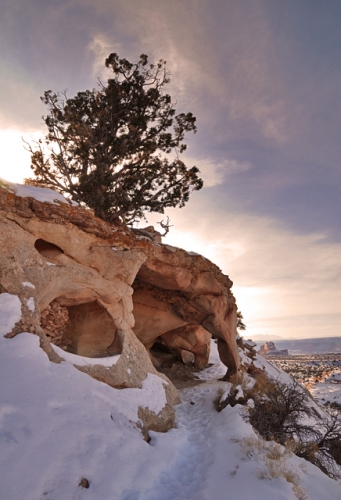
[254,337,341,355]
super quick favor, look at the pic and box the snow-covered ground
[268,354,341,411]
[310,370,341,410]
[1,293,341,499]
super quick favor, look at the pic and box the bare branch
[157,216,173,236]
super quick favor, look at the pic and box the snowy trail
[139,382,220,500]
[145,389,212,500]
[2,301,341,500]
[136,344,229,500]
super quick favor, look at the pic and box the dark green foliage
[25,53,203,223]
[237,310,246,331]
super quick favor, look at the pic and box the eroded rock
[161,325,211,369]
[0,186,178,433]
[0,183,240,433]
[133,243,239,377]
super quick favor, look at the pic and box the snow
[245,339,257,347]
[195,340,227,380]
[22,281,35,289]
[24,297,35,312]
[163,244,178,253]
[328,371,341,383]
[0,293,22,334]
[136,235,151,241]
[311,371,341,408]
[0,177,71,205]
[1,295,341,499]
[254,352,293,383]
[52,343,121,367]
[235,384,244,400]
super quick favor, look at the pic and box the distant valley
[253,336,341,355]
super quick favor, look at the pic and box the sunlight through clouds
[146,201,341,340]
[0,129,43,183]
[0,0,340,342]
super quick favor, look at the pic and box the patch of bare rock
[0,186,239,436]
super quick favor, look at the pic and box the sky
[0,0,340,339]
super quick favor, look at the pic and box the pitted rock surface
[0,185,239,432]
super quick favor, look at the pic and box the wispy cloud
[183,156,252,188]
[1,0,340,340]
[87,34,124,80]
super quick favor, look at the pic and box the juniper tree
[25,53,203,224]
[237,311,246,332]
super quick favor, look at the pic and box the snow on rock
[22,281,35,289]
[136,235,151,241]
[0,177,71,205]
[139,373,168,415]
[0,187,177,406]
[253,352,293,383]
[52,343,121,367]
[0,181,239,379]
[244,339,257,348]
[195,340,227,381]
[235,384,244,400]
[0,293,22,335]
[24,297,35,312]
[1,185,340,498]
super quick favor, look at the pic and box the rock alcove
[0,184,240,392]
[34,238,64,259]
[33,238,120,358]
[32,236,239,386]
[40,299,122,358]
[33,238,211,381]
[0,186,184,434]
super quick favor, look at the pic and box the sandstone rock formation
[133,243,239,376]
[0,183,239,432]
[161,325,211,369]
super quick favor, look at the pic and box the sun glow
[0,128,43,183]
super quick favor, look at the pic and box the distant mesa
[252,334,284,341]
[258,340,288,356]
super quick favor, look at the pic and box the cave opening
[41,299,122,358]
[131,280,212,387]
[150,340,206,389]
[34,239,64,259]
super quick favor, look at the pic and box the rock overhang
[0,184,240,433]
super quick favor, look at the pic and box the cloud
[0,63,45,129]
[1,0,340,340]
[183,156,252,188]
[145,192,341,339]
[87,34,124,80]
